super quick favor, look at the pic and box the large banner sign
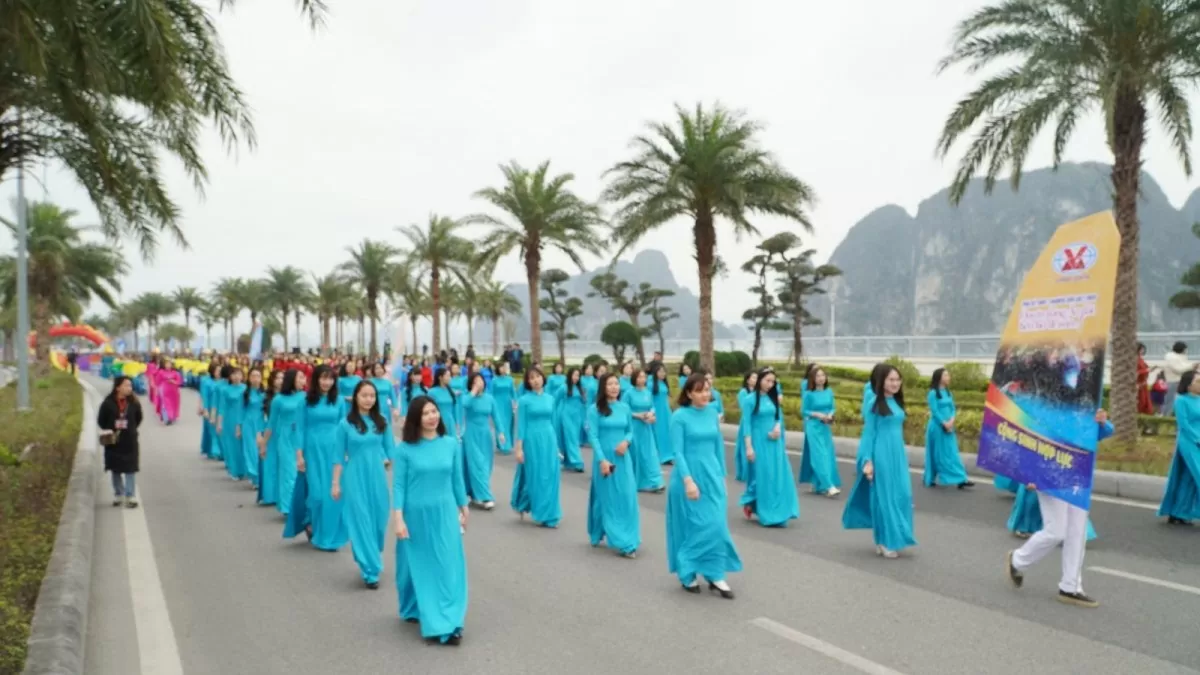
[976,211,1120,510]
[248,322,264,360]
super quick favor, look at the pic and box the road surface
[82,376,1200,674]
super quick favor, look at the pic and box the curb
[718,423,1166,504]
[23,377,100,675]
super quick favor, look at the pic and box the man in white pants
[1005,410,1110,608]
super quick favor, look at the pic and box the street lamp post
[14,128,31,411]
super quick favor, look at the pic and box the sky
[3,0,1198,346]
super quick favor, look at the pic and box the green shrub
[0,372,82,674]
[583,353,606,367]
[682,350,700,371]
[0,443,18,467]
[943,361,989,391]
[730,351,752,374]
[821,364,873,382]
[885,355,925,388]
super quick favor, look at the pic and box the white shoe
[827,487,841,497]
[711,579,731,592]
[481,501,495,510]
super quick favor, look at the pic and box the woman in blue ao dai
[666,374,742,598]
[923,368,975,489]
[558,368,587,472]
[369,362,399,428]
[401,374,426,419]
[677,363,693,392]
[257,370,285,506]
[842,365,916,558]
[580,363,599,407]
[428,369,464,443]
[393,396,469,645]
[587,374,640,558]
[199,363,221,459]
[618,361,635,398]
[1159,371,1200,525]
[462,374,504,509]
[239,368,266,489]
[739,369,800,527]
[218,366,248,481]
[799,367,842,496]
[733,371,758,482]
[449,362,468,401]
[621,369,665,492]
[648,364,674,464]
[270,370,307,517]
[704,371,727,475]
[546,362,567,399]
[205,366,228,461]
[337,361,362,404]
[510,368,562,527]
[293,365,349,550]
[488,361,516,455]
[332,381,394,588]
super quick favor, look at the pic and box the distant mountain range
[804,162,1200,336]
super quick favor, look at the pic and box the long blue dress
[799,388,842,494]
[1159,395,1200,521]
[739,395,800,527]
[734,389,753,482]
[200,377,215,458]
[338,375,362,403]
[402,383,426,418]
[221,383,248,480]
[621,387,665,492]
[842,397,917,553]
[269,392,304,515]
[509,391,562,527]
[208,380,227,460]
[924,388,969,486]
[711,389,727,474]
[579,375,599,443]
[665,405,742,585]
[650,381,673,464]
[427,386,463,441]
[371,376,397,427]
[462,392,502,504]
[241,388,266,489]
[301,398,349,550]
[618,375,632,398]
[587,402,639,554]
[336,418,394,584]
[558,385,586,471]
[1008,420,1111,539]
[393,434,469,641]
[489,375,516,454]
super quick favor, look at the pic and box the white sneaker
[827,487,841,497]
[481,501,495,510]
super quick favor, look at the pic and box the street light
[14,115,31,411]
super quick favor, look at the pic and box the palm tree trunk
[525,249,543,365]
[657,329,666,357]
[693,214,717,372]
[1108,89,1146,449]
[281,305,291,352]
[368,295,378,357]
[491,316,500,358]
[443,311,451,351]
[409,317,418,355]
[294,311,302,351]
[431,267,442,353]
[791,315,803,367]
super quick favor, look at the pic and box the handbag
[100,430,120,446]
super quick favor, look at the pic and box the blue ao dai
[268,392,305,515]
[462,392,503,504]
[650,380,674,464]
[221,383,248,480]
[586,402,639,554]
[200,377,216,458]
[1159,395,1200,521]
[488,375,516,454]
[621,387,665,491]
[302,398,349,551]
[209,380,227,460]
[509,391,562,527]
[739,394,800,527]
[842,396,917,553]
[557,384,586,471]
[923,389,969,486]
[240,388,266,489]
[338,375,362,403]
[734,389,754,482]
[665,405,742,585]
[799,388,842,494]
[371,377,397,427]
[336,418,394,584]
[427,386,463,438]
[393,434,469,641]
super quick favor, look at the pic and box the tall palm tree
[263,266,310,352]
[936,0,1200,446]
[0,202,126,364]
[398,215,474,354]
[210,277,245,352]
[172,286,205,350]
[470,160,607,365]
[338,239,399,358]
[602,103,816,371]
[456,277,483,348]
[7,0,255,258]
[385,262,427,354]
[133,292,179,350]
[313,273,352,351]
[475,280,522,357]
[195,302,219,351]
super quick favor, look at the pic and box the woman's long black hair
[264,369,285,416]
[243,367,264,407]
[1178,370,1196,395]
[466,372,486,396]
[347,381,387,433]
[280,368,302,396]
[649,363,668,396]
[930,367,947,399]
[401,395,446,443]
[741,371,756,392]
[523,366,545,391]
[405,370,424,400]
[870,365,905,416]
[566,367,581,400]
[596,374,618,417]
[676,373,708,407]
[436,367,456,404]
[208,362,221,379]
[108,376,139,405]
[307,364,339,406]
[806,366,827,392]
[752,368,781,420]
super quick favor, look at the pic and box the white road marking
[124,489,185,675]
[1087,567,1200,596]
[721,442,1158,511]
[751,617,908,675]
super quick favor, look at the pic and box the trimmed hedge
[0,373,83,673]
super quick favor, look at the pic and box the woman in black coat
[99,376,144,507]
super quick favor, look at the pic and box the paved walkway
[83,376,1200,674]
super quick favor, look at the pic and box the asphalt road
[83,377,1200,674]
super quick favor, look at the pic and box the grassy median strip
[0,372,83,674]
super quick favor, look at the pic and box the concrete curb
[23,377,100,675]
[718,423,1167,504]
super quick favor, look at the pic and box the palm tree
[475,280,521,358]
[456,277,483,348]
[385,262,427,353]
[936,0,1200,447]
[0,202,126,364]
[210,277,245,352]
[263,266,310,352]
[236,280,273,329]
[195,302,219,351]
[603,103,816,371]
[398,215,474,354]
[219,0,328,27]
[313,273,352,351]
[470,160,607,365]
[172,287,205,350]
[133,292,179,350]
[7,0,255,258]
[338,239,399,358]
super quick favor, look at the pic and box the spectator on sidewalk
[99,376,144,508]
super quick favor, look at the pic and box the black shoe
[1168,516,1194,526]
[404,617,419,624]
[681,581,701,594]
[707,582,735,600]
[1005,550,1023,589]
[1057,590,1099,608]
[445,632,462,646]
[958,481,976,489]
[366,581,379,590]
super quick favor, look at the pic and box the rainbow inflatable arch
[30,322,110,348]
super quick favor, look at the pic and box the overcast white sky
[3,0,1198,342]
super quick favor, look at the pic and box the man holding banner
[976,211,1120,609]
